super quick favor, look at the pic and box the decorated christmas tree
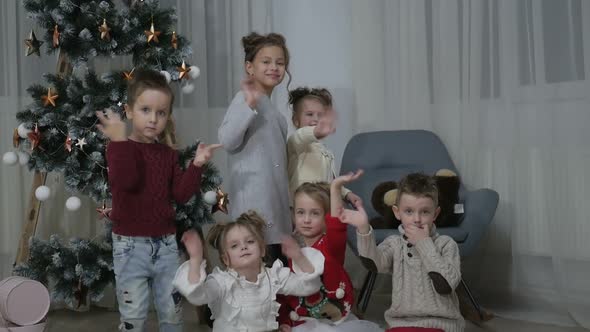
[5,0,223,308]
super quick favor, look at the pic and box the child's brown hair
[395,173,439,207]
[126,69,177,148]
[242,32,292,89]
[206,210,267,268]
[288,87,333,124]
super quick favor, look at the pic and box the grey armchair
[340,130,499,314]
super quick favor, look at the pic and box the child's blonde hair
[207,210,267,268]
[126,69,177,148]
[293,182,331,215]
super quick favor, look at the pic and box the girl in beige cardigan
[286,87,361,205]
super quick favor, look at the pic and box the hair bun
[288,87,312,105]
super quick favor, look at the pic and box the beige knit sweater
[357,225,465,332]
[287,126,350,199]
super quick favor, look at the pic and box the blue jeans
[112,233,183,332]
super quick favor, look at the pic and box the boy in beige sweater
[333,171,464,332]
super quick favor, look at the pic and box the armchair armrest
[457,188,499,257]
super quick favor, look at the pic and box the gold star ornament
[41,88,59,107]
[177,60,191,80]
[123,68,135,81]
[24,30,43,56]
[99,18,111,41]
[144,21,161,43]
[212,188,229,214]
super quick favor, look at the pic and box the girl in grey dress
[218,32,292,264]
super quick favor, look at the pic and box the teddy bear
[368,169,463,229]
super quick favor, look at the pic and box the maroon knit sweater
[106,140,202,236]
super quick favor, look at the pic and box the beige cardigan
[287,126,351,200]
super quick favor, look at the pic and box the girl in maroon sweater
[96,69,221,332]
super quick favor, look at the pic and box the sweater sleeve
[171,151,202,204]
[172,260,223,306]
[218,95,257,153]
[357,226,398,274]
[287,126,318,154]
[340,186,352,200]
[415,236,462,290]
[106,141,140,191]
[276,247,325,296]
[324,214,348,266]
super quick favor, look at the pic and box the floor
[43,301,589,332]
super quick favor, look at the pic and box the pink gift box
[0,277,50,328]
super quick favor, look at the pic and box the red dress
[278,214,355,327]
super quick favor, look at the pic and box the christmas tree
[9,0,222,308]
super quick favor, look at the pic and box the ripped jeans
[112,233,183,332]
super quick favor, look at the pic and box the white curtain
[247,0,589,328]
[266,0,590,328]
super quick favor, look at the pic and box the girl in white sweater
[173,211,325,332]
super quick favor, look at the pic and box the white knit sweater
[357,225,465,332]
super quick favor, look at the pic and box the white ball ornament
[3,152,18,165]
[160,70,172,83]
[335,287,345,299]
[18,151,30,166]
[189,66,200,79]
[181,82,195,94]
[289,311,300,321]
[204,190,218,205]
[65,196,82,211]
[35,185,51,201]
[17,123,32,138]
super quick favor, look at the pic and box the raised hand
[181,229,204,261]
[95,109,127,142]
[404,223,431,245]
[333,169,364,186]
[313,107,336,139]
[344,192,363,208]
[281,236,303,261]
[336,203,370,235]
[193,143,223,167]
[241,76,263,109]
[281,236,315,273]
